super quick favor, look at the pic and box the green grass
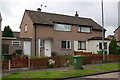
[2,63,119,79]
[90,63,120,71]
[3,69,99,78]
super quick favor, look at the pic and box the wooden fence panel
[74,51,120,64]
[2,60,9,70]
[82,56,91,65]
[11,58,28,68]
[30,58,48,69]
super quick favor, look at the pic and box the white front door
[44,40,51,57]
[23,41,31,55]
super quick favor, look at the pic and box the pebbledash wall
[87,40,110,54]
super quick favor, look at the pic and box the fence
[11,58,28,68]
[74,51,120,64]
[2,60,9,70]
[2,55,120,71]
[2,57,69,71]
[30,58,48,69]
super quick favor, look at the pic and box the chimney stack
[75,11,79,17]
[37,8,41,12]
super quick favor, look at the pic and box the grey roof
[0,12,2,21]
[26,10,105,31]
[88,37,111,41]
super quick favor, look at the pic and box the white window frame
[99,42,107,50]
[24,24,28,32]
[12,41,21,46]
[54,23,71,31]
[78,41,86,50]
[61,40,71,49]
[78,26,90,33]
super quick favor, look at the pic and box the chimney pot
[75,11,79,17]
[37,8,41,12]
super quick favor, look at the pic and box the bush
[109,38,117,54]
[117,47,120,54]
[97,50,107,54]
[55,55,74,65]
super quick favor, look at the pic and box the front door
[44,40,51,57]
[2,44,9,55]
[23,41,31,55]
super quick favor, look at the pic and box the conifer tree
[2,25,14,37]
[109,38,117,54]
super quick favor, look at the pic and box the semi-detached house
[114,26,120,46]
[20,8,110,57]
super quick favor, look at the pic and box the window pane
[12,41,20,46]
[104,42,107,49]
[40,40,44,47]
[78,41,86,49]
[99,43,102,49]
[62,41,66,49]
[81,42,86,49]
[81,27,90,33]
[54,24,71,31]
[67,41,70,49]
[78,41,81,49]
[61,41,71,49]
[78,27,81,32]
[25,25,27,32]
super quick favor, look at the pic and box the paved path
[64,72,120,80]
[83,72,120,78]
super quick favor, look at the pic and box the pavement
[83,72,119,78]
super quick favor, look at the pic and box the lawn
[90,63,120,71]
[3,69,99,78]
[2,63,119,79]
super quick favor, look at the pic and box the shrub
[117,47,120,54]
[109,38,117,54]
[97,50,107,54]
[48,59,55,68]
[54,55,74,65]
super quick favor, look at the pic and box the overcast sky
[0,0,119,36]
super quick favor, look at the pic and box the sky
[0,0,119,37]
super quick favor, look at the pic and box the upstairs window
[78,26,90,33]
[61,40,71,49]
[24,24,28,32]
[54,24,71,31]
[12,41,21,46]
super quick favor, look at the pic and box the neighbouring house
[2,31,31,55]
[0,13,2,57]
[114,26,120,46]
[87,37,110,54]
[106,35,115,40]
[20,8,110,57]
